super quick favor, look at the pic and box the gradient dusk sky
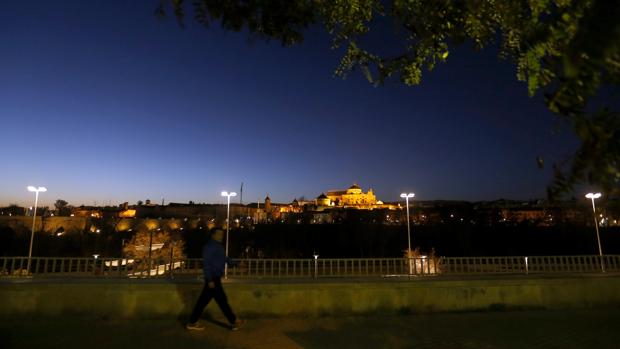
[0,1,578,207]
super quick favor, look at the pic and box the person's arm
[225,256,239,267]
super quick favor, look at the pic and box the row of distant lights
[22,188,608,225]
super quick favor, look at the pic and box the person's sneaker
[231,319,246,331]
[186,322,205,331]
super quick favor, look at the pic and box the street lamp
[585,192,604,272]
[313,252,319,279]
[93,254,100,276]
[221,191,237,278]
[400,193,415,255]
[27,186,47,274]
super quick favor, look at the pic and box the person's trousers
[189,277,237,324]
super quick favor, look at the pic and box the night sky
[1,1,577,207]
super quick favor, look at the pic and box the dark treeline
[2,223,619,259]
[224,224,620,259]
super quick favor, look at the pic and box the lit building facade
[324,184,377,208]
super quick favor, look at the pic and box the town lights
[27,186,47,273]
[221,191,237,278]
[400,193,415,255]
[585,193,604,272]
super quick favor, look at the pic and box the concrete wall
[1,276,619,318]
[0,216,88,234]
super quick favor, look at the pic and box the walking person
[186,228,245,331]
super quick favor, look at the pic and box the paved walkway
[3,309,620,348]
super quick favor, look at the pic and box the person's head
[211,229,224,243]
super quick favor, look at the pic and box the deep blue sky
[0,1,577,207]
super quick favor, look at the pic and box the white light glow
[400,193,415,198]
[27,186,47,192]
[585,193,602,199]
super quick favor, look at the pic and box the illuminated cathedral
[316,183,380,208]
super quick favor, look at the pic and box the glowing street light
[313,252,319,279]
[585,192,604,272]
[400,193,415,255]
[27,186,47,273]
[221,191,237,278]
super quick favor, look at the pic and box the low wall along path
[2,275,620,318]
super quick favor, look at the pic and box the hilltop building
[323,183,378,208]
[274,183,393,213]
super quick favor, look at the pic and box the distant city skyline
[1,1,578,208]
[2,180,560,208]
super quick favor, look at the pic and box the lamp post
[585,192,604,272]
[313,252,319,279]
[400,193,415,255]
[221,191,237,278]
[27,186,47,274]
[93,254,99,276]
[169,241,176,280]
[148,228,154,277]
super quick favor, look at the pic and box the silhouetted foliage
[159,0,620,197]
[2,204,25,216]
[54,199,71,216]
[0,226,17,256]
[123,230,186,260]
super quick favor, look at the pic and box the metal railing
[1,255,618,279]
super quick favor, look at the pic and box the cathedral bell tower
[264,195,272,213]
